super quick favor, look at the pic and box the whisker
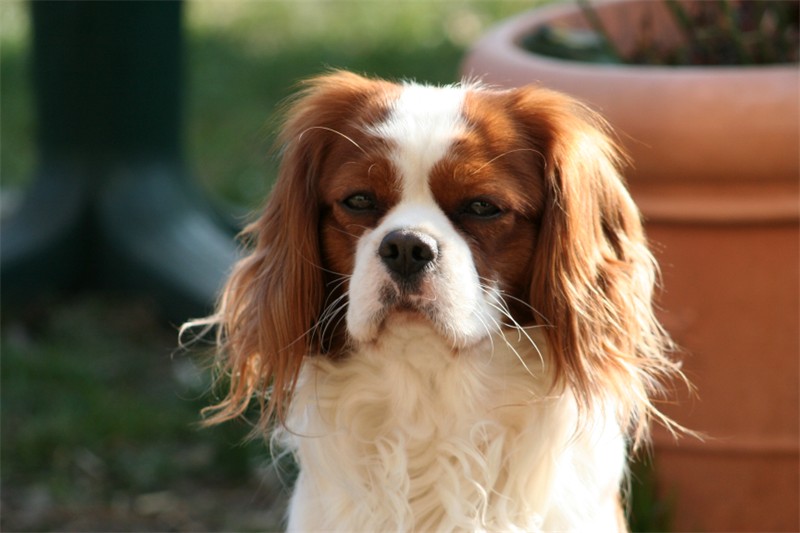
[324,276,350,297]
[287,287,348,352]
[330,307,350,339]
[482,300,535,371]
[299,126,368,156]
[469,148,545,176]
[478,284,546,370]
[319,292,348,324]
[328,224,369,240]
[317,303,348,347]
[476,277,551,326]
[316,293,349,339]
[296,252,352,281]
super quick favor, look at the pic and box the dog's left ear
[510,87,678,440]
[199,72,395,430]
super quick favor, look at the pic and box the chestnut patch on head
[426,91,546,323]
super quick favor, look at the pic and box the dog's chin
[383,303,434,330]
[350,301,435,344]
[349,298,490,352]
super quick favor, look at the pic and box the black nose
[379,230,438,278]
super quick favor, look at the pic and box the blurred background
[2,1,797,531]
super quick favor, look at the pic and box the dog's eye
[465,199,501,218]
[342,193,377,212]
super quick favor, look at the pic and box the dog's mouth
[377,285,440,327]
[384,294,432,317]
[347,244,495,349]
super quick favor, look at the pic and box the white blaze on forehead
[369,83,467,202]
[347,82,498,347]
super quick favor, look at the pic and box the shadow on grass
[1,295,289,531]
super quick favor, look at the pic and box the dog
[191,71,683,531]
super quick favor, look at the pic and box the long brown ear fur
[511,87,685,446]
[187,71,390,430]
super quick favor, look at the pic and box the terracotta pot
[462,0,799,184]
[463,2,799,531]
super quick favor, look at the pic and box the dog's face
[201,72,677,440]
[319,83,542,348]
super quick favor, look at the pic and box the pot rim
[630,181,800,225]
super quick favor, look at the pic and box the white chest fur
[280,323,626,532]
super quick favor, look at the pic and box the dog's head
[199,71,679,442]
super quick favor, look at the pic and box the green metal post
[1,1,238,321]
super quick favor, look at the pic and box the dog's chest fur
[280,323,626,532]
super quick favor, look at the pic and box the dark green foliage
[523,0,799,66]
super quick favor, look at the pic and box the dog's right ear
[199,71,393,429]
[507,86,682,444]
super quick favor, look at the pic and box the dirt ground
[2,473,290,532]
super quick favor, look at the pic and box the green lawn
[0,1,670,530]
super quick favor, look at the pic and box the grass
[0,1,34,193]
[1,1,671,530]
[1,295,283,530]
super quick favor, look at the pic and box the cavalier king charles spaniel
[189,71,684,532]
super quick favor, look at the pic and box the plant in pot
[463,1,799,532]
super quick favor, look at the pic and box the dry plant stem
[664,0,710,61]
[719,0,751,63]
[576,0,624,61]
